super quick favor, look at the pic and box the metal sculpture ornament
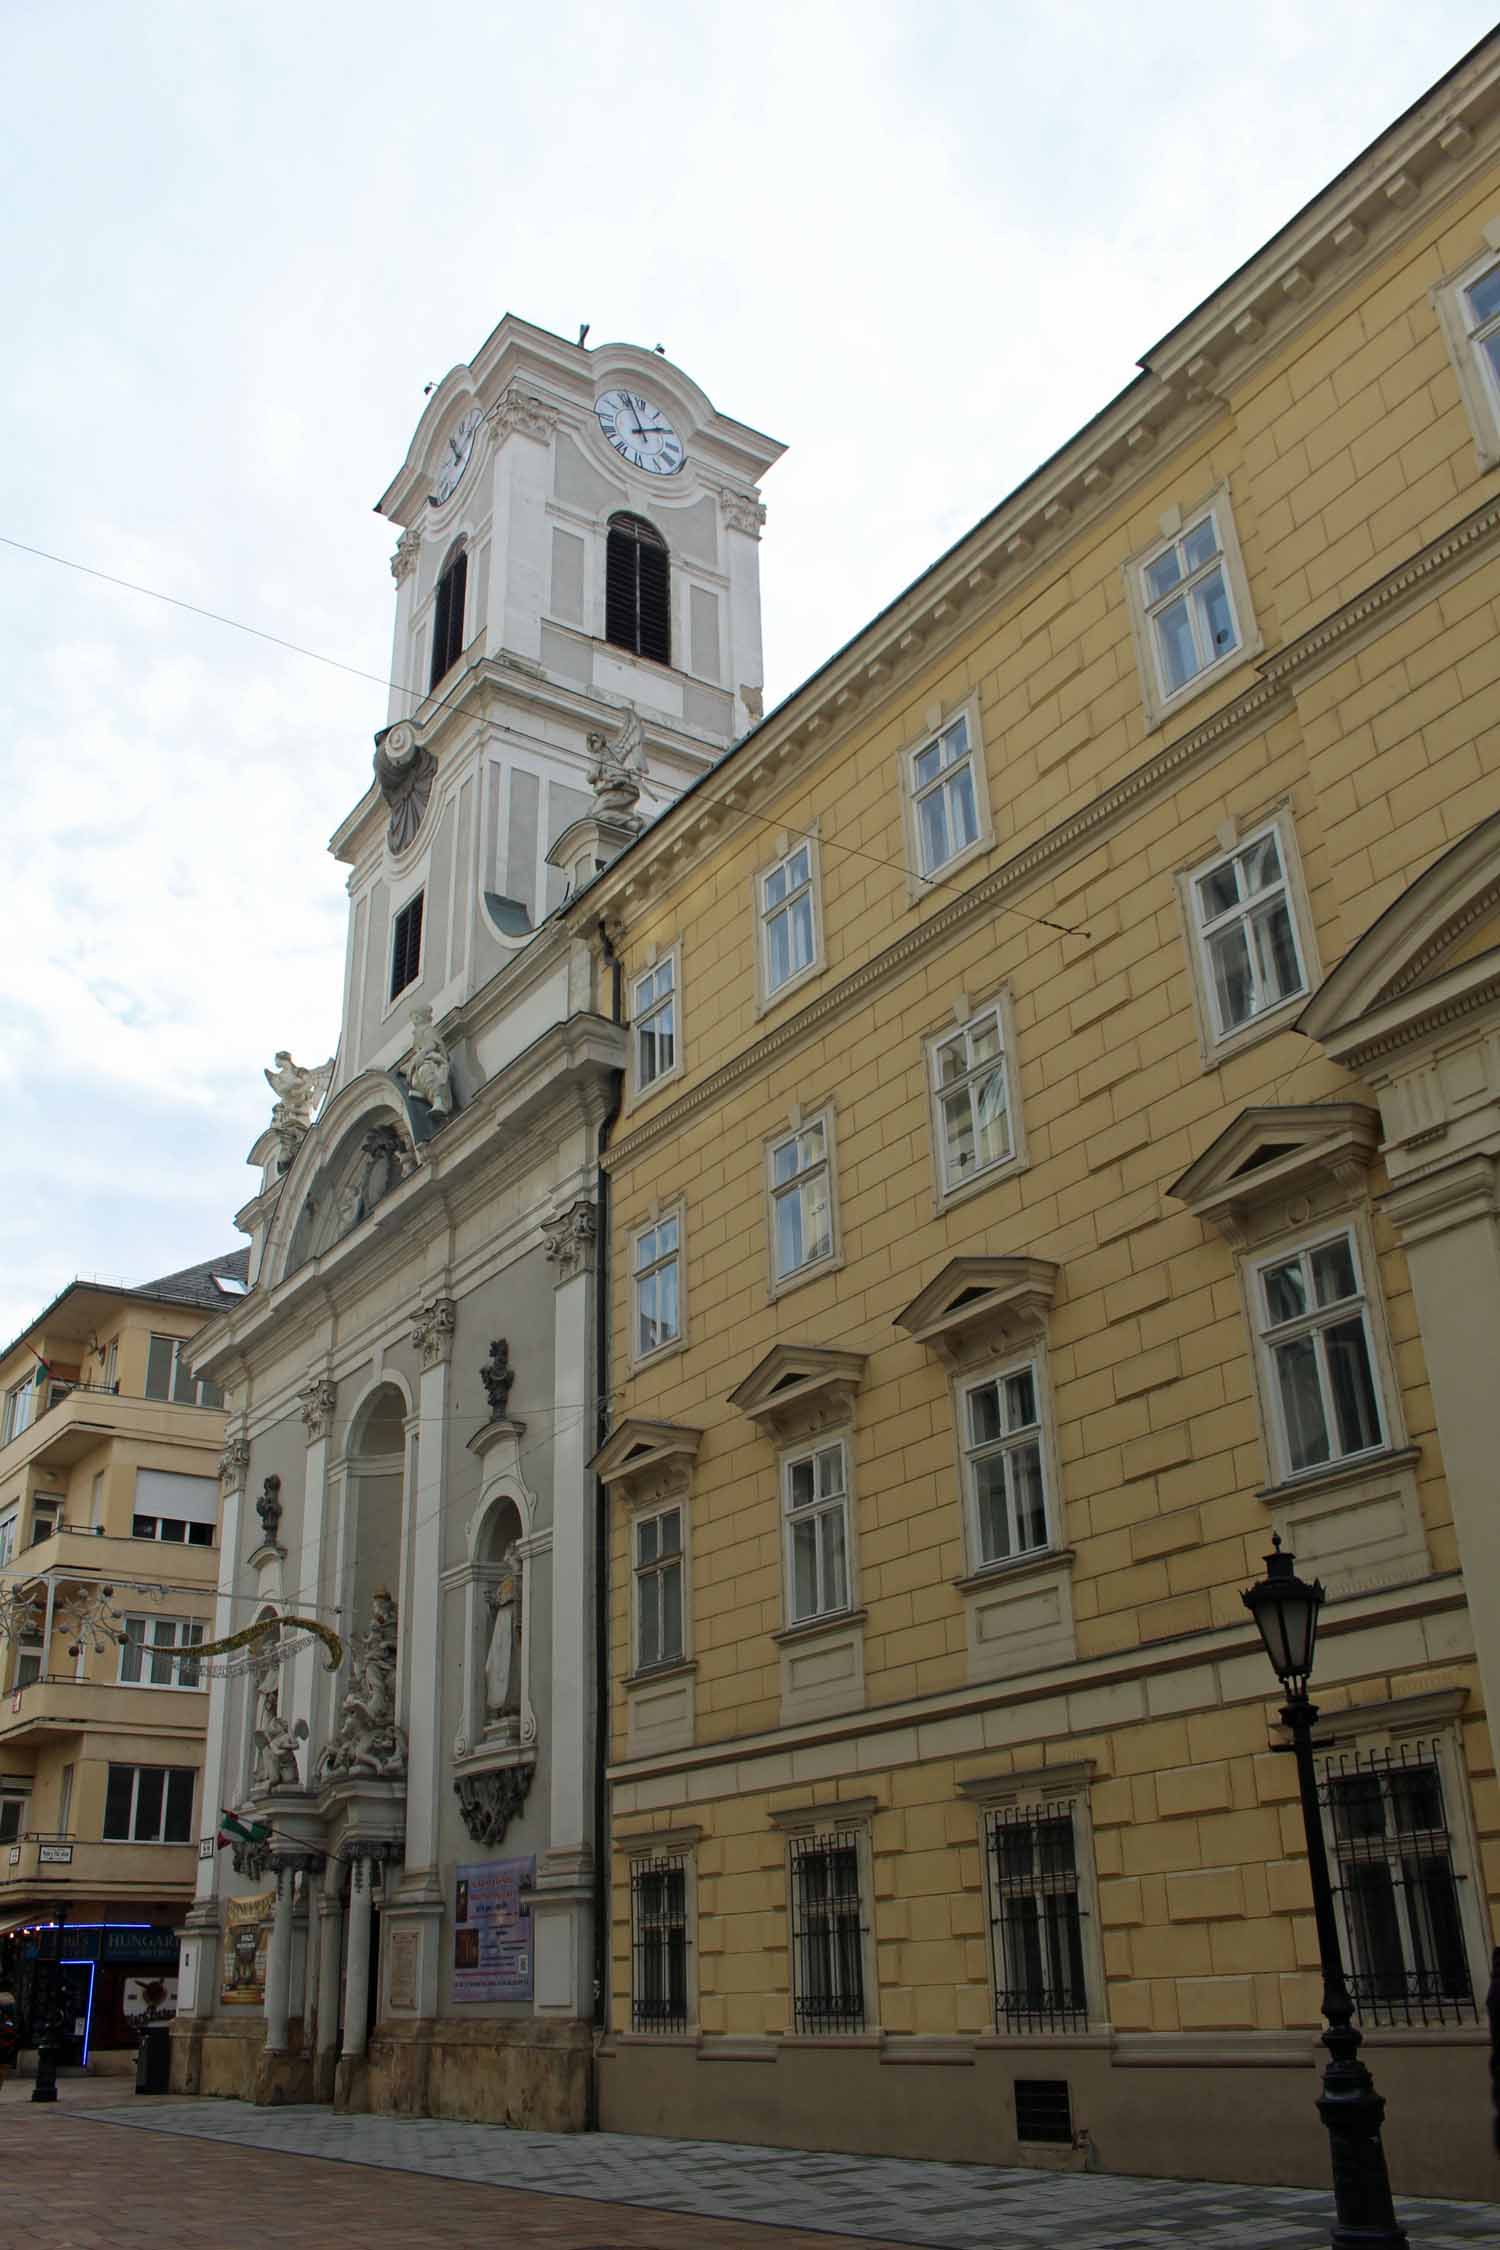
[191,1614,344,1673]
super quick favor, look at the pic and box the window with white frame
[118,1616,205,1691]
[633,956,677,1090]
[0,1510,16,1567]
[960,1360,1051,1568]
[783,1438,851,1624]
[1189,823,1308,1042]
[144,1334,223,1409]
[788,1828,867,2033]
[909,712,980,879]
[633,1215,681,1360]
[769,1116,834,1285]
[634,1506,685,1670]
[102,1763,195,1843]
[3,1375,35,1444]
[1436,245,1500,467]
[931,1003,1013,1193]
[630,1852,690,2031]
[1319,1740,1478,2026]
[984,1797,1090,2032]
[760,841,817,997]
[1254,1228,1386,1479]
[1139,506,1242,704]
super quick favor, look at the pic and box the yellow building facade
[583,43,1500,2198]
[0,1257,243,2053]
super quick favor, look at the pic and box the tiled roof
[135,1248,252,1310]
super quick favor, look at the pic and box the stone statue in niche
[405,1005,454,1118]
[315,1588,408,1782]
[480,1338,515,1421]
[332,1123,413,1240]
[373,723,439,853]
[255,1474,282,1547]
[253,1684,308,1791]
[484,1548,522,1728]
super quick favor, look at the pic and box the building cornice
[601,493,1500,1169]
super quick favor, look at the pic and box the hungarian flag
[217,1808,270,1851]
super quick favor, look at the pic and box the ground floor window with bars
[789,1830,866,2034]
[1320,1741,1476,2025]
[986,1800,1088,2032]
[631,1855,689,2032]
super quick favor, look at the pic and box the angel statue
[587,710,644,823]
[406,1005,454,1118]
[253,1685,309,1790]
[264,1052,333,1135]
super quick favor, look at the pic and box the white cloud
[0,0,1493,1333]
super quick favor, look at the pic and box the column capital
[219,1434,252,1499]
[410,1295,458,1369]
[1382,1151,1499,1247]
[299,1373,338,1444]
[542,1197,597,1285]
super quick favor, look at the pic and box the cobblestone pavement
[78,2093,1500,2248]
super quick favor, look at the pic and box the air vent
[1015,2077,1073,2144]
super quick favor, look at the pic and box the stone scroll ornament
[373,723,438,853]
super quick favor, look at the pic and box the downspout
[589,912,624,2129]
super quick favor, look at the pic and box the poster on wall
[122,1975,178,2029]
[452,1857,534,2002]
[220,1889,274,2006]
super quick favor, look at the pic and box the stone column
[340,1856,374,2062]
[263,1861,296,2052]
[178,1433,251,2060]
[290,1373,337,1750]
[534,1198,598,2018]
[314,1864,344,2100]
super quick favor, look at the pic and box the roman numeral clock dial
[595,389,685,476]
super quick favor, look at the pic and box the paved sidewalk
[87,2096,1500,2248]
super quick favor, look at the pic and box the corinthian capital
[300,1374,338,1443]
[542,1198,597,1285]
[410,1295,458,1369]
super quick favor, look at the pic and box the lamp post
[30,1913,63,2105]
[1242,1538,1407,2248]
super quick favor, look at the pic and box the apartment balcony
[0,1830,197,1907]
[0,1673,209,1752]
[13,1523,219,1589]
[0,1382,224,1482]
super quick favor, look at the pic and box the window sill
[755,958,826,1021]
[614,2028,699,2046]
[1256,1446,1420,1506]
[933,1150,1028,1216]
[772,1605,867,1648]
[631,1333,686,1375]
[767,1251,844,1305]
[910,831,993,902]
[1199,987,1311,1072]
[953,1546,1074,1597]
[780,2029,881,2048]
[1144,634,1264,734]
[624,1657,697,1690]
[627,1062,685,1111]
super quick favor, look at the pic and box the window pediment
[893,1255,1059,1366]
[728,1344,866,1441]
[592,1418,702,1508]
[1169,1103,1379,1243]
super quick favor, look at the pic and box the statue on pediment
[405,1005,454,1118]
[253,1685,308,1790]
[315,1588,407,1782]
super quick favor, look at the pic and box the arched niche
[239,1603,283,1804]
[338,1380,412,1694]
[450,1479,539,1764]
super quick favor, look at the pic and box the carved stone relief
[454,1764,533,1848]
[314,1589,408,1783]
[373,723,438,854]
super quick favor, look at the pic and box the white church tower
[173,322,781,2122]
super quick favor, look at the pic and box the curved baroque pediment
[262,1072,420,1287]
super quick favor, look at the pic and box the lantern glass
[1242,1540,1324,1689]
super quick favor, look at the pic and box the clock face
[431,405,483,505]
[595,389,684,476]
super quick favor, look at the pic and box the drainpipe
[589,913,624,2131]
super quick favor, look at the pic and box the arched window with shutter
[429,541,468,688]
[606,514,671,666]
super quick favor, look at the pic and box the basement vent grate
[1015,2076,1073,2144]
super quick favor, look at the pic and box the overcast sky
[1,2,1493,1341]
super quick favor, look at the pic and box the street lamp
[30,1917,62,2105]
[1242,1538,1408,2249]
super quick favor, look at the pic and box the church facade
[169,318,781,2119]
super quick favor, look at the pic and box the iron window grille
[606,513,671,665]
[789,1830,866,2034]
[390,891,424,1002]
[1015,2078,1073,2144]
[429,544,468,688]
[631,1854,688,2032]
[987,1801,1088,2033]
[1319,1740,1477,2026]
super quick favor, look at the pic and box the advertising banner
[221,1888,274,2006]
[123,1974,178,2028]
[452,1857,534,2003]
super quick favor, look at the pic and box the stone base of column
[254,2045,316,2107]
[333,2052,371,2114]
